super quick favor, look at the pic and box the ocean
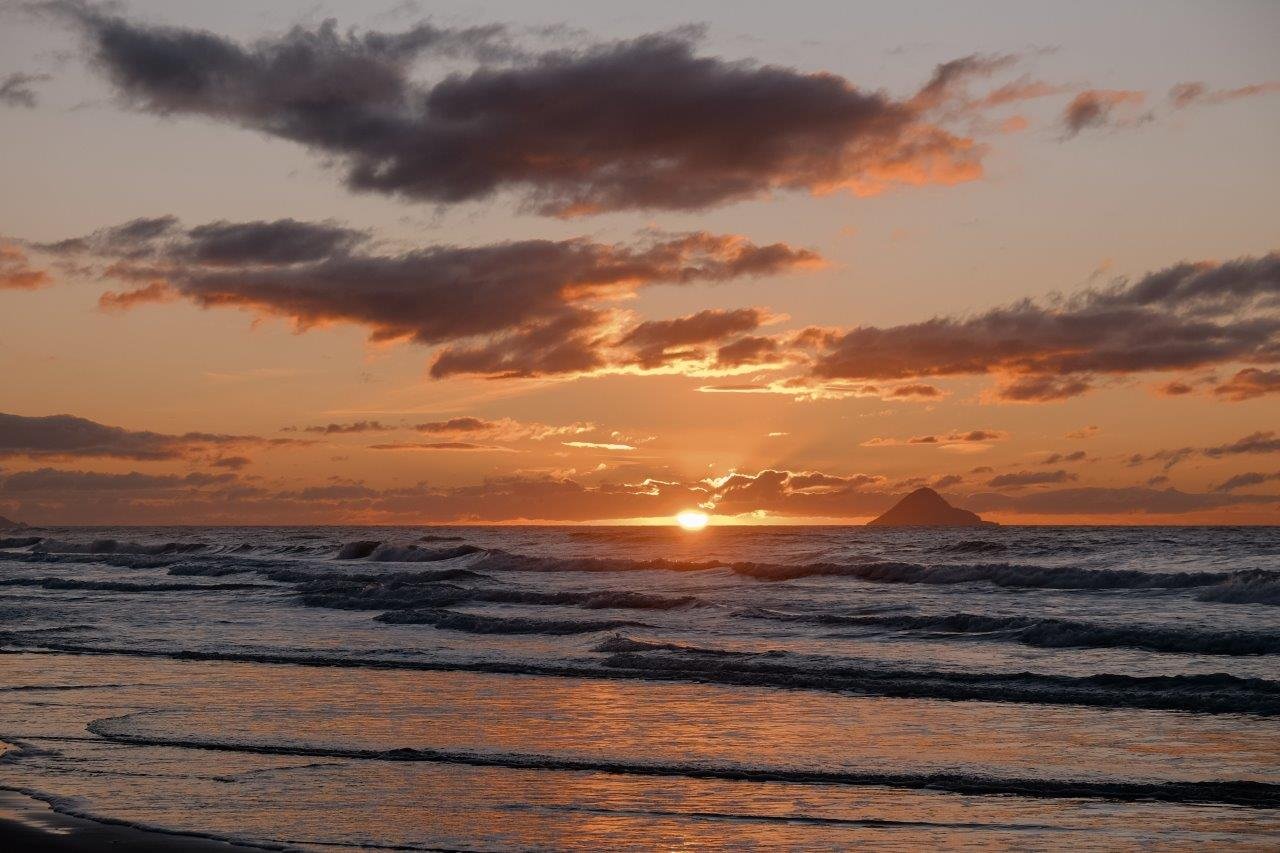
[1,525,1277,849]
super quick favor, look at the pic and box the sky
[0,0,1277,525]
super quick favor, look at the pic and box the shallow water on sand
[1,525,1278,849]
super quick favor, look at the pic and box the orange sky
[0,1,1277,525]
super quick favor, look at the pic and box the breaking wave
[1196,571,1280,606]
[32,539,209,556]
[741,609,1280,656]
[474,549,1262,592]
[334,541,484,562]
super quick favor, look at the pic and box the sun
[675,510,709,531]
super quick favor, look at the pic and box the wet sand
[0,790,268,851]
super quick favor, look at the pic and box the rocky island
[867,487,995,527]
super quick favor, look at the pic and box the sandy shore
[0,790,272,851]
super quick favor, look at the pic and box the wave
[289,570,703,614]
[938,540,1007,554]
[419,535,465,543]
[473,550,725,575]
[598,644,1280,716]
[0,536,42,549]
[593,635,774,657]
[296,579,474,611]
[473,549,1255,591]
[8,639,1277,716]
[374,608,646,635]
[0,577,272,593]
[729,560,1239,589]
[1196,571,1280,606]
[473,588,704,611]
[32,539,209,556]
[80,717,1280,808]
[741,609,1280,656]
[335,541,483,562]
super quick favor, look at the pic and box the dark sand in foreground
[0,790,267,851]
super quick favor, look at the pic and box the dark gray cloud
[1,467,234,492]
[1203,431,1280,459]
[811,253,1280,401]
[619,308,765,369]
[1041,450,1087,465]
[1214,471,1280,493]
[986,469,1075,489]
[967,486,1273,516]
[293,421,394,435]
[1060,89,1147,137]
[47,4,984,215]
[41,216,816,379]
[1169,81,1280,109]
[1124,430,1280,472]
[0,411,307,460]
[0,72,48,108]
[415,417,495,434]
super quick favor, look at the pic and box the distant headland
[867,487,995,527]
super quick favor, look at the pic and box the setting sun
[675,510,709,531]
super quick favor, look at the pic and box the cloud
[695,377,940,402]
[1065,425,1099,439]
[38,216,818,380]
[1155,379,1196,396]
[0,411,307,460]
[4,458,1275,524]
[1060,89,1147,137]
[1125,430,1280,472]
[1041,450,1087,464]
[1212,368,1280,401]
[863,429,1006,447]
[0,245,50,290]
[967,486,1274,516]
[886,383,943,399]
[986,469,1076,488]
[293,421,394,434]
[0,72,48,108]
[993,374,1092,402]
[1169,81,1280,109]
[714,336,783,368]
[1213,471,1280,493]
[562,441,635,451]
[1,467,234,492]
[209,456,251,470]
[704,469,892,518]
[49,5,987,215]
[810,253,1280,402]
[619,307,767,369]
[1203,431,1280,459]
[367,442,513,451]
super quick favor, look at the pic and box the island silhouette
[867,487,995,527]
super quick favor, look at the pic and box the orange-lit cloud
[0,244,50,290]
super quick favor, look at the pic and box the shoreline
[0,789,274,852]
